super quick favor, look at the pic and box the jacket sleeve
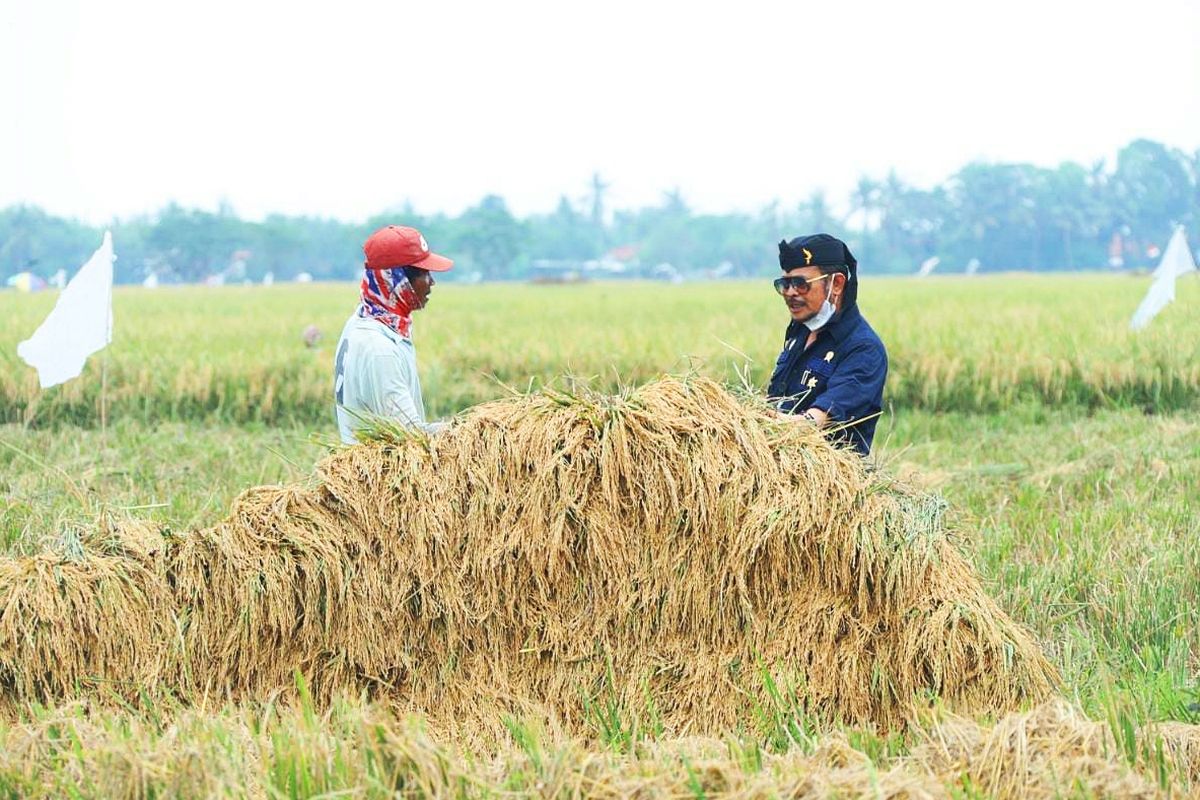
[810,341,887,427]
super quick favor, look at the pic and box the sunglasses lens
[775,277,810,295]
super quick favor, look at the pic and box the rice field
[0,275,1198,797]
[0,274,1197,426]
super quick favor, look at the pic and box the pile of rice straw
[0,377,1056,739]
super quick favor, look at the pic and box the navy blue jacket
[767,304,888,456]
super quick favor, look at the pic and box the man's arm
[365,353,444,434]
[809,342,887,428]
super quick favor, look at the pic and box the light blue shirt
[333,313,434,443]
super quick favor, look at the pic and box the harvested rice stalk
[0,698,1195,798]
[172,377,1057,735]
[2,377,1058,739]
[911,700,1194,798]
[0,520,176,708]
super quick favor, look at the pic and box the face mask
[360,267,420,338]
[806,293,837,332]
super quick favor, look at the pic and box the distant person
[767,234,888,456]
[334,225,453,443]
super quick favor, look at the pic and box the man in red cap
[333,225,453,443]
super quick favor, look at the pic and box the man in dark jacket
[767,233,888,456]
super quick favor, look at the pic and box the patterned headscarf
[359,266,419,339]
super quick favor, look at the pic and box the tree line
[1,138,1196,285]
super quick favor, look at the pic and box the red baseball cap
[363,225,453,272]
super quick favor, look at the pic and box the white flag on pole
[916,256,940,277]
[17,231,115,388]
[1130,226,1196,331]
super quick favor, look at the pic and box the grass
[0,683,1193,797]
[0,420,324,554]
[0,276,1197,795]
[883,407,1200,724]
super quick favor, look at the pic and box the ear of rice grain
[0,519,177,709]
[0,377,1056,738]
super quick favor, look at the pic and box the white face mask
[806,289,837,332]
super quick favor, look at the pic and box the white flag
[17,231,115,388]
[1130,226,1196,331]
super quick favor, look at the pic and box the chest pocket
[797,350,838,393]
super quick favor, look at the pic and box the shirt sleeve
[810,341,887,427]
[363,352,435,432]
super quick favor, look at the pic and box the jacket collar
[822,303,861,344]
[785,303,861,344]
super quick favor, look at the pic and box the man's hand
[799,408,830,427]
[775,407,830,428]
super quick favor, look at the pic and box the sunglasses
[773,273,832,296]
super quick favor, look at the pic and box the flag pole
[101,273,111,437]
[100,350,108,437]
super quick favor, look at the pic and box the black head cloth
[778,233,859,309]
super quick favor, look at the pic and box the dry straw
[0,377,1055,738]
[0,518,175,711]
[0,698,1196,797]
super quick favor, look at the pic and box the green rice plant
[1,275,1197,426]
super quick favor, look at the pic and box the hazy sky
[2,0,1198,224]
